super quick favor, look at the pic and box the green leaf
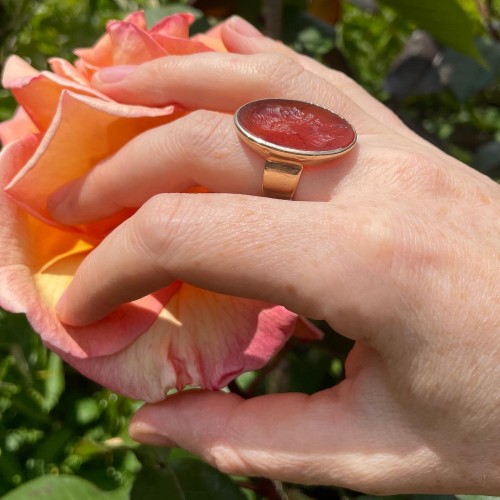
[131,456,246,500]
[170,458,247,500]
[442,38,500,100]
[458,496,500,500]
[75,398,101,425]
[42,351,65,412]
[411,496,458,500]
[130,465,185,500]
[32,426,74,463]
[359,496,456,500]
[71,438,110,458]
[0,451,24,491]
[134,444,172,469]
[1,475,128,500]
[377,0,482,61]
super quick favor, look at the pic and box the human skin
[48,16,500,495]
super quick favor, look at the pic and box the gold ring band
[263,160,302,200]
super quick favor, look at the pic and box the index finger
[219,16,420,140]
[91,52,389,135]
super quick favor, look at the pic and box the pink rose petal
[152,34,215,55]
[108,21,168,65]
[0,107,39,146]
[68,285,297,402]
[49,57,90,86]
[74,34,114,69]
[150,13,195,38]
[192,33,228,53]
[71,12,148,69]
[122,10,148,31]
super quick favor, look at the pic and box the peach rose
[0,11,299,402]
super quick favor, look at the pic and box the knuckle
[402,150,439,183]
[141,57,175,95]
[333,70,356,88]
[250,52,306,94]
[128,193,186,263]
[366,141,444,196]
[177,110,233,164]
[137,127,173,168]
[204,445,251,476]
[82,162,125,211]
[84,164,108,198]
[354,209,399,270]
[386,144,484,207]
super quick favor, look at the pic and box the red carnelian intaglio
[237,99,356,153]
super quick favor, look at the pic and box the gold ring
[234,98,357,200]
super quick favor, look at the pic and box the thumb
[128,343,446,492]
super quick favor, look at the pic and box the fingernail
[95,65,136,84]
[228,16,263,38]
[129,422,179,448]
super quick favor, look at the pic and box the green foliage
[1,475,128,500]
[378,0,483,60]
[0,312,140,495]
[131,448,246,500]
[0,0,499,498]
[336,1,500,174]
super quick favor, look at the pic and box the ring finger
[47,106,392,225]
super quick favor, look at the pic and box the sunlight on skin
[43,17,500,494]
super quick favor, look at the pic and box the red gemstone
[236,99,355,153]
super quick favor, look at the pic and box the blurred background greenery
[0,0,499,498]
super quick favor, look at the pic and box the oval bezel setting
[234,98,357,164]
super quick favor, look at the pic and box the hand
[48,17,500,494]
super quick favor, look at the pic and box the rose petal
[73,59,93,80]
[1,55,40,85]
[74,33,113,69]
[191,26,228,52]
[67,284,297,401]
[151,34,215,55]
[73,12,222,77]
[6,90,182,227]
[150,13,195,38]
[1,10,292,405]
[293,317,324,341]
[0,107,39,146]
[2,56,108,131]
[0,135,178,359]
[0,138,40,301]
[49,57,90,86]
[107,21,167,65]
[72,12,148,70]
[122,10,148,30]
[33,250,179,358]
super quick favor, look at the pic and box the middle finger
[49,109,388,224]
